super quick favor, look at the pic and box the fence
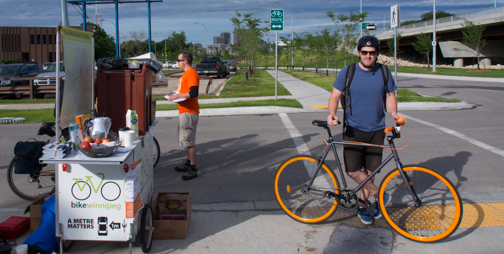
[0,77,58,99]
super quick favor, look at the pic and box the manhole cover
[0,117,26,124]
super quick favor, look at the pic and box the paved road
[1,71,504,253]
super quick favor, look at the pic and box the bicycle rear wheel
[379,165,462,242]
[7,157,56,201]
[274,156,339,224]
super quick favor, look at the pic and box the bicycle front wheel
[274,156,339,224]
[379,165,462,242]
[153,136,160,168]
[7,157,56,201]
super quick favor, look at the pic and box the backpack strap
[379,63,390,112]
[341,63,356,133]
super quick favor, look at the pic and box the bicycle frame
[307,128,421,207]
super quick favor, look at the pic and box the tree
[83,22,116,60]
[421,10,454,21]
[401,10,454,26]
[412,32,435,68]
[318,27,340,71]
[305,33,324,71]
[120,31,147,57]
[294,32,309,69]
[461,19,487,70]
[327,10,368,66]
[230,11,268,76]
[386,32,402,56]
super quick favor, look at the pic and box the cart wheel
[63,240,73,251]
[140,204,153,253]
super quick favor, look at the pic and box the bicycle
[7,122,58,201]
[274,120,463,242]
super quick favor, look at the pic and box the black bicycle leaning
[274,120,463,242]
[7,122,58,201]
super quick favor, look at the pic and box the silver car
[34,61,65,86]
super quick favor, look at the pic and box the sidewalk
[1,70,474,114]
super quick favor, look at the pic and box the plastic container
[126,110,139,139]
[0,216,30,239]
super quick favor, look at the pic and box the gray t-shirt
[333,63,396,132]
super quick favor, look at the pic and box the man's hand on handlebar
[327,114,339,126]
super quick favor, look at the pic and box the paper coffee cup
[15,244,28,254]
[123,130,135,147]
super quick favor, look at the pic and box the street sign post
[270,9,284,31]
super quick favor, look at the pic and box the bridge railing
[370,6,504,36]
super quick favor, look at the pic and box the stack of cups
[15,244,28,254]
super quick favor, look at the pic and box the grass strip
[282,70,460,103]
[0,109,56,124]
[0,98,56,104]
[156,99,302,111]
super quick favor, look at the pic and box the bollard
[326,69,328,76]
[245,71,248,80]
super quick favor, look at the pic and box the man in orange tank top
[168,52,200,180]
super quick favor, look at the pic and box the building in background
[0,26,93,64]
[233,29,244,45]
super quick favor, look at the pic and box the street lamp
[274,1,294,68]
[102,19,121,58]
[155,33,168,63]
[194,22,208,56]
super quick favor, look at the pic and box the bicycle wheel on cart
[153,137,160,168]
[140,204,154,253]
[7,157,55,201]
[274,156,340,224]
[378,165,463,242]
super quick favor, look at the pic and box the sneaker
[373,193,391,219]
[181,169,197,180]
[357,208,374,225]
[174,163,189,172]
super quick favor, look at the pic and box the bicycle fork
[389,142,422,207]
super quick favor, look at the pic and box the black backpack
[340,63,390,132]
[13,139,45,174]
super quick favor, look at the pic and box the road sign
[391,5,400,28]
[362,22,371,29]
[363,23,376,30]
[270,9,284,31]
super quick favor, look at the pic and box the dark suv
[0,63,43,98]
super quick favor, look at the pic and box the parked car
[222,61,231,75]
[226,60,237,71]
[162,62,172,68]
[34,61,65,86]
[0,62,43,99]
[170,62,179,69]
[194,56,227,78]
[42,62,53,71]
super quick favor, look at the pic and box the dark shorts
[343,126,386,173]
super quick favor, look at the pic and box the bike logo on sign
[72,173,121,201]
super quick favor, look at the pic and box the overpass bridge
[369,6,504,67]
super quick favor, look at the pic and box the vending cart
[39,126,156,253]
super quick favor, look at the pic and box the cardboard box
[0,216,30,239]
[152,190,192,239]
[24,195,53,233]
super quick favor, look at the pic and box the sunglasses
[177,59,186,62]
[360,50,377,55]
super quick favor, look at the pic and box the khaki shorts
[178,113,199,147]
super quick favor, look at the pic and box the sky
[0,0,500,47]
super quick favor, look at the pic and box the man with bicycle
[327,35,406,225]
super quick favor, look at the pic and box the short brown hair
[180,52,193,65]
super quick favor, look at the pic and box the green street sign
[270,9,284,31]
[362,22,370,29]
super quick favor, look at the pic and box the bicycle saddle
[312,120,328,127]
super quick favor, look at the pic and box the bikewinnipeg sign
[270,9,284,31]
